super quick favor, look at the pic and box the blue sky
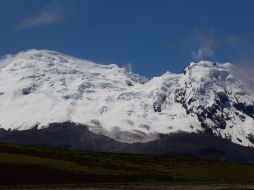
[1,0,254,77]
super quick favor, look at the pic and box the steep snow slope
[0,50,254,146]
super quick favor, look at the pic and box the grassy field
[0,143,254,187]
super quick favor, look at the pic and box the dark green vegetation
[1,143,254,187]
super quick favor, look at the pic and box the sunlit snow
[0,50,254,146]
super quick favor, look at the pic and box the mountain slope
[1,122,254,162]
[0,50,254,147]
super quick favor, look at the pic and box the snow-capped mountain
[0,50,254,147]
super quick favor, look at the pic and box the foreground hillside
[1,143,254,186]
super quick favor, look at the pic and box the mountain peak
[0,50,254,147]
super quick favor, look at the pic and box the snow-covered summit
[0,50,254,146]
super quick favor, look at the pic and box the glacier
[0,49,254,147]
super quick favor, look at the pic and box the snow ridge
[0,50,254,146]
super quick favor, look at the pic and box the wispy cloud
[188,28,216,61]
[16,1,72,31]
[191,47,214,61]
[186,28,249,62]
